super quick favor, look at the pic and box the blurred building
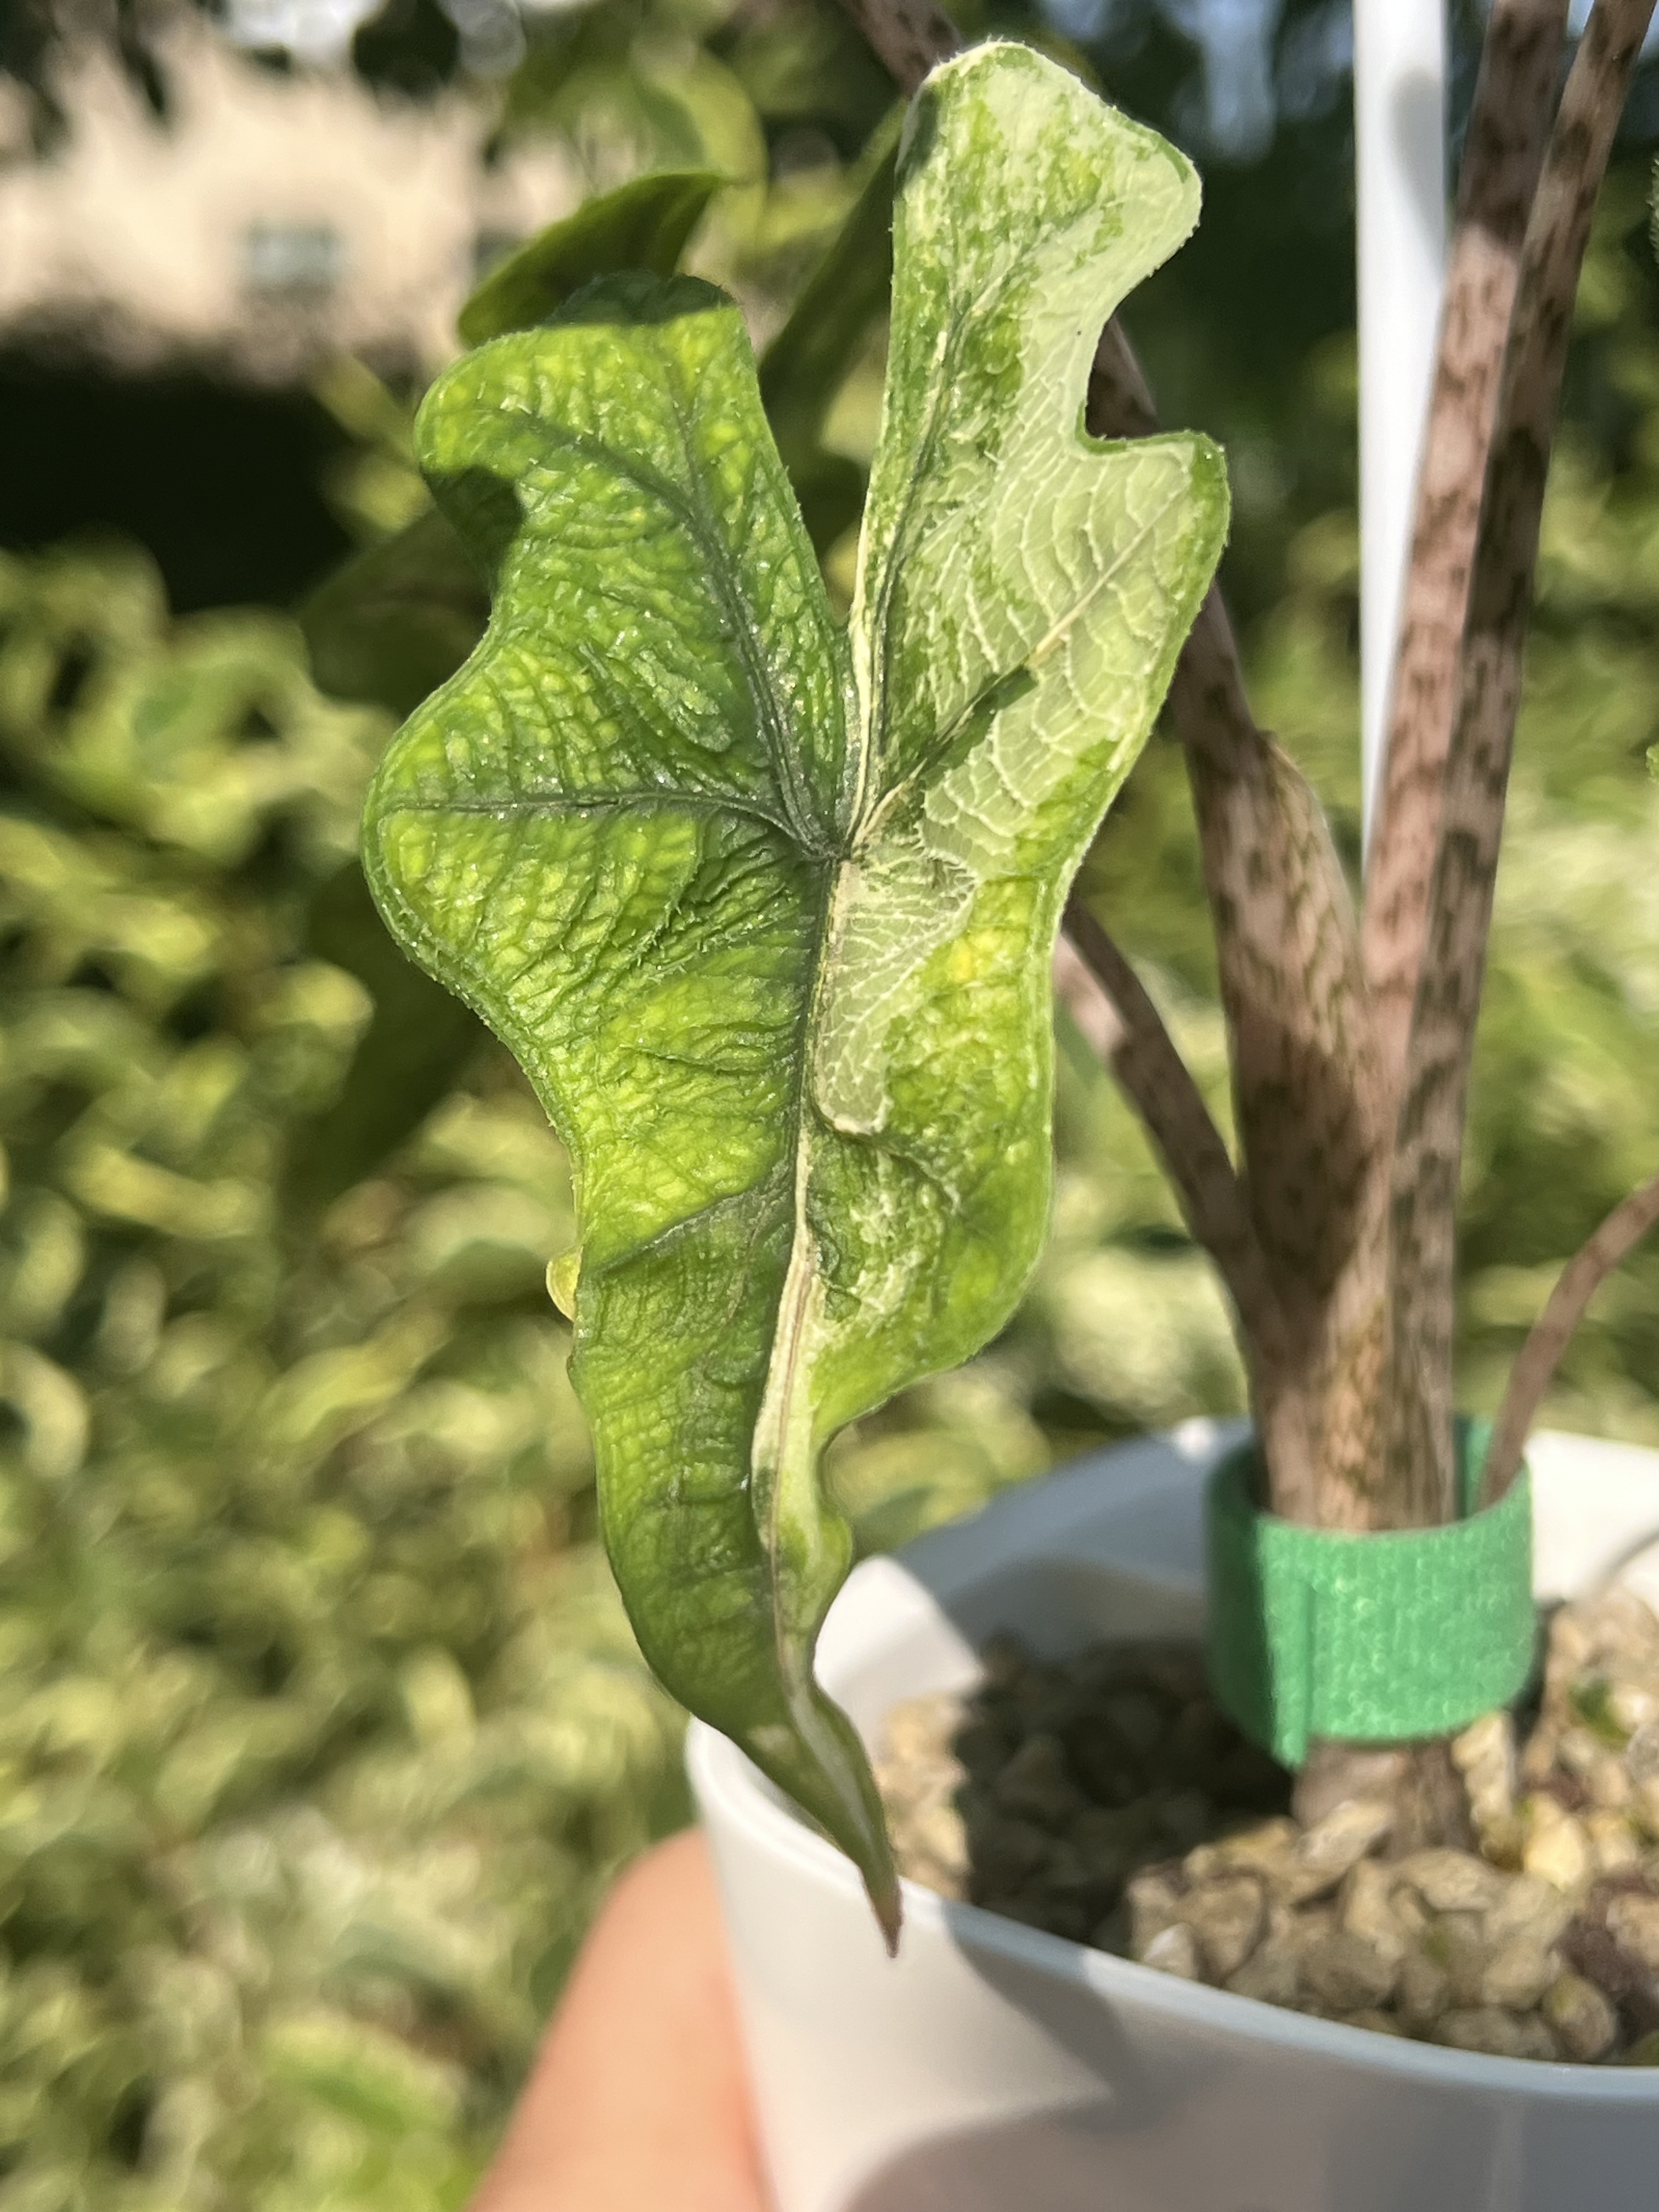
[0,21,575,381]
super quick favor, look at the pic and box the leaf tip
[872,1870,904,1957]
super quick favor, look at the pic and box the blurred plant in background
[0,542,690,2207]
[0,0,1654,2202]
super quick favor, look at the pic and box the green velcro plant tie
[1205,1418,1537,1770]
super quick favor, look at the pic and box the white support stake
[1355,0,1448,850]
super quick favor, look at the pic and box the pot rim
[691,1421,1659,2107]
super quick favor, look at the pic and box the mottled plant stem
[1363,0,1570,1128]
[1160,595,1402,1531]
[1058,903,1318,1516]
[1481,1170,1659,1508]
[1386,0,1658,1515]
[1081,151,1396,1533]
[1293,1739,1476,1853]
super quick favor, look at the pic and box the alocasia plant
[363,42,1227,1927]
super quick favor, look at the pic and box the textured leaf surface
[364,42,1227,1919]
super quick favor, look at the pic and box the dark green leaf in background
[302,507,490,723]
[458,168,725,348]
[286,859,483,1206]
[757,120,898,553]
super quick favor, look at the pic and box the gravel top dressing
[876,1586,1659,2064]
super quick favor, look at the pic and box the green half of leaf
[458,168,725,348]
[363,42,1227,1934]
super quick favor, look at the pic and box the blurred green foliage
[0,2,1654,2202]
[0,540,691,2207]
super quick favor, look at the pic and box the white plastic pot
[689,1421,1659,2212]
